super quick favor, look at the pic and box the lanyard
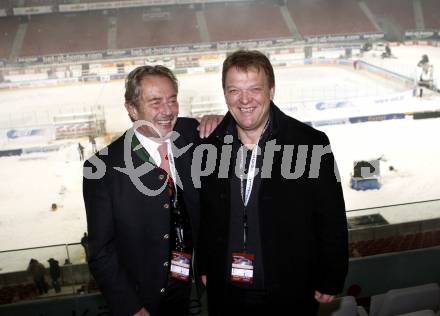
[239,143,259,251]
[239,145,259,207]
[166,142,187,250]
[164,141,178,206]
[237,119,269,251]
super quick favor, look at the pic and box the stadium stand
[21,0,53,5]
[20,12,108,56]
[77,0,125,2]
[204,2,291,41]
[0,1,10,9]
[286,0,376,37]
[0,16,20,60]
[364,0,416,31]
[421,0,440,29]
[116,6,201,49]
[0,283,38,305]
[349,230,440,257]
[2,0,433,58]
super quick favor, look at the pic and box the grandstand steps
[376,16,404,41]
[358,1,382,32]
[9,20,27,62]
[279,5,302,40]
[107,16,117,50]
[195,10,210,43]
[413,0,425,30]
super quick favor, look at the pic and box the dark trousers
[35,277,48,295]
[207,284,271,316]
[51,278,61,293]
[157,278,191,316]
[223,285,271,316]
[211,284,319,316]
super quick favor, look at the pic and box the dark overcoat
[198,104,348,315]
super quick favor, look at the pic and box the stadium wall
[355,60,414,87]
[1,44,438,132]
[404,30,440,41]
[1,32,386,68]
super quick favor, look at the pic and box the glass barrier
[0,243,87,274]
[346,199,440,229]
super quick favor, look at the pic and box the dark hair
[222,50,275,90]
[125,65,178,108]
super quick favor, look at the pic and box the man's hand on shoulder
[201,275,207,286]
[133,307,150,316]
[197,115,224,138]
[314,290,335,303]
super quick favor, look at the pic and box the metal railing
[0,242,85,274]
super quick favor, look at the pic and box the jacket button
[163,203,169,209]
[159,174,165,181]
[160,288,165,293]
[163,234,169,240]
[163,261,169,267]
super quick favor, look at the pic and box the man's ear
[270,86,275,100]
[125,102,137,121]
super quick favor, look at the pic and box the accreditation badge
[170,251,192,282]
[230,252,255,284]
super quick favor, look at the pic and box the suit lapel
[131,132,157,166]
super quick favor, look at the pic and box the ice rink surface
[0,44,439,272]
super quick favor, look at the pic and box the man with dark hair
[198,50,348,316]
[83,65,219,316]
[48,258,61,293]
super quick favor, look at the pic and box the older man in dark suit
[198,50,348,316]
[83,65,218,316]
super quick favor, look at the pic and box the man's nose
[161,102,173,115]
[239,90,250,104]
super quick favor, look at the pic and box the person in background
[89,136,97,154]
[27,259,48,295]
[81,232,89,261]
[382,43,392,58]
[78,142,85,161]
[48,258,61,293]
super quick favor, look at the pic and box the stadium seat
[369,283,440,316]
[397,310,436,316]
[318,296,368,316]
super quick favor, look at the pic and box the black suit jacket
[198,104,348,315]
[83,118,201,316]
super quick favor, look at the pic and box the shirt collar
[134,129,169,166]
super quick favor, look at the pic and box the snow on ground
[361,44,440,85]
[0,45,440,272]
[321,118,440,213]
